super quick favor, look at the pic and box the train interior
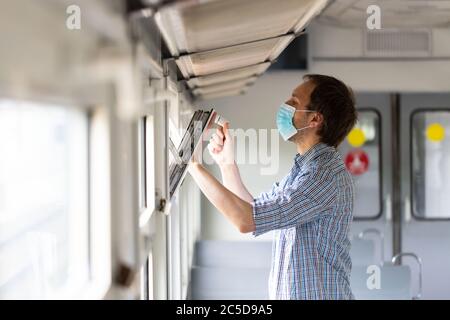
[1,0,450,300]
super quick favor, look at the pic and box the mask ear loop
[297,125,313,132]
[293,110,317,131]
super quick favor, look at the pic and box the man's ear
[310,112,323,128]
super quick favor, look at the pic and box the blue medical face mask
[276,103,315,141]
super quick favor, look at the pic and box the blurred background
[0,0,450,300]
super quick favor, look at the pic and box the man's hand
[207,121,253,203]
[207,122,234,167]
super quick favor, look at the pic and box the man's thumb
[223,122,230,137]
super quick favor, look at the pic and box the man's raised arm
[188,161,255,233]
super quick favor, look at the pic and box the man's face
[284,80,316,141]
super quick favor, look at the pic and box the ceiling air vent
[364,29,432,58]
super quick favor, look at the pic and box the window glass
[411,110,450,219]
[0,99,89,299]
[339,110,381,219]
[145,116,155,214]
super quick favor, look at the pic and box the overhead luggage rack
[174,35,294,79]
[185,62,270,89]
[154,0,326,55]
[146,0,329,99]
[191,77,257,97]
[197,87,249,101]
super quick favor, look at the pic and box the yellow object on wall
[347,128,366,147]
[426,123,445,142]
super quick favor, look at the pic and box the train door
[400,94,450,299]
[338,94,393,265]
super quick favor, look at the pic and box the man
[188,74,357,300]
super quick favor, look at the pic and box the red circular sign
[345,150,369,175]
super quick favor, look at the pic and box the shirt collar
[294,142,333,168]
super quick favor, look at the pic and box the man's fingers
[208,140,223,153]
[212,133,224,146]
[223,122,231,139]
[216,128,224,139]
[207,142,218,154]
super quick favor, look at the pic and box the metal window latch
[115,263,136,288]
[158,198,172,215]
[158,198,166,212]
[168,138,183,165]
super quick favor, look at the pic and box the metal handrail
[392,252,423,300]
[358,228,385,265]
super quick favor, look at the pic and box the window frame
[138,114,159,300]
[348,107,384,221]
[81,106,113,299]
[138,117,150,300]
[410,108,450,221]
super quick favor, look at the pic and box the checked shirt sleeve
[252,167,337,237]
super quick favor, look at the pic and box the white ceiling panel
[186,62,270,88]
[176,35,293,78]
[155,0,328,55]
[319,0,450,28]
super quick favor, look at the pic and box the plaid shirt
[252,143,354,300]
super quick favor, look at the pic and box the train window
[146,116,156,214]
[138,118,147,210]
[179,176,191,299]
[411,110,450,219]
[0,99,89,298]
[138,115,156,299]
[338,109,382,219]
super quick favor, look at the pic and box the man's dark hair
[303,74,357,148]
